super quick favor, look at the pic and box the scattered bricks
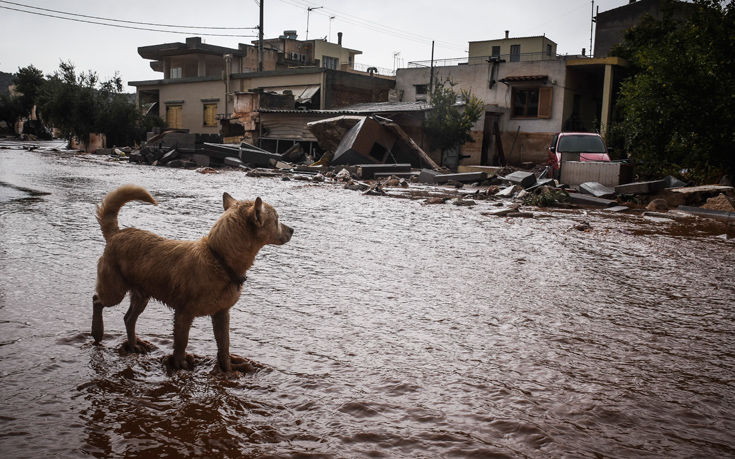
[567,192,617,207]
[614,179,667,195]
[501,171,537,189]
[579,182,616,199]
[357,164,412,180]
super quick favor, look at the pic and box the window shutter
[538,87,553,119]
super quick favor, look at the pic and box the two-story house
[129,34,389,136]
[395,32,625,167]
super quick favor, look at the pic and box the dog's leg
[212,309,258,373]
[122,290,151,353]
[212,309,232,372]
[91,294,105,343]
[171,311,195,370]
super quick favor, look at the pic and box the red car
[547,132,611,173]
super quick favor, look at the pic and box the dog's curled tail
[96,185,157,241]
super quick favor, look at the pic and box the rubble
[579,182,616,199]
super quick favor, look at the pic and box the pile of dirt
[701,193,735,212]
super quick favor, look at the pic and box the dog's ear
[223,192,236,210]
[253,197,264,226]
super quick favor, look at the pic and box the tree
[38,61,161,147]
[12,65,45,119]
[423,80,484,155]
[0,93,24,133]
[610,0,735,183]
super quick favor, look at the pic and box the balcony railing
[352,62,396,76]
[407,52,567,69]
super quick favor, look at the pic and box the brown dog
[91,184,293,371]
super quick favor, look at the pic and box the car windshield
[557,135,606,153]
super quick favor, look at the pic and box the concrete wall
[324,70,394,108]
[396,59,568,165]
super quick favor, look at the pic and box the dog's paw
[168,354,195,370]
[123,339,152,354]
[228,354,264,373]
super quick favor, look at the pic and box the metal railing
[351,62,395,76]
[407,52,567,69]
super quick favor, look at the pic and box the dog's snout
[280,223,293,243]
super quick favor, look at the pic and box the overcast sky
[1,0,635,90]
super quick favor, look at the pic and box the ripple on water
[0,148,734,457]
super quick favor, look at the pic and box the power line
[0,1,258,30]
[0,5,258,37]
[275,0,464,51]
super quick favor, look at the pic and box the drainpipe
[224,54,232,118]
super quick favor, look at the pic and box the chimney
[582,48,586,56]
[505,30,509,39]
[338,32,343,45]
[186,37,202,48]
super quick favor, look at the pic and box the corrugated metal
[258,101,431,115]
[260,112,334,141]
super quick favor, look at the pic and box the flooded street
[1,143,733,457]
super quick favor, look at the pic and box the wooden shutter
[166,105,182,129]
[203,104,216,127]
[538,87,553,119]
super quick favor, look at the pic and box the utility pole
[590,0,595,58]
[258,0,264,72]
[393,51,400,75]
[306,6,323,40]
[429,41,435,96]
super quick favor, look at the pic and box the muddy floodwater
[1,143,733,458]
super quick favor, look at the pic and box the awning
[499,75,548,83]
[260,85,320,103]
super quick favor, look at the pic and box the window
[170,67,182,79]
[322,56,339,70]
[546,44,553,57]
[491,46,501,58]
[415,84,428,95]
[203,103,217,127]
[511,87,552,118]
[510,45,521,62]
[166,104,183,129]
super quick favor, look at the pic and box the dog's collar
[207,245,247,287]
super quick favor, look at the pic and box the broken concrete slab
[481,204,521,217]
[240,148,283,168]
[373,171,420,180]
[605,205,630,212]
[357,163,412,179]
[501,171,536,189]
[457,165,502,176]
[418,169,442,184]
[614,179,667,195]
[663,175,687,188]
[525,178,556,192]
[433,172,487,184]
[677,205,735,223]
[224,157,244,168]
[567,192,617,207]
[579,182,616,199]
[496,185,521,197]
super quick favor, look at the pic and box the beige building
[468,33,558,64]
[396,33,625,167]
